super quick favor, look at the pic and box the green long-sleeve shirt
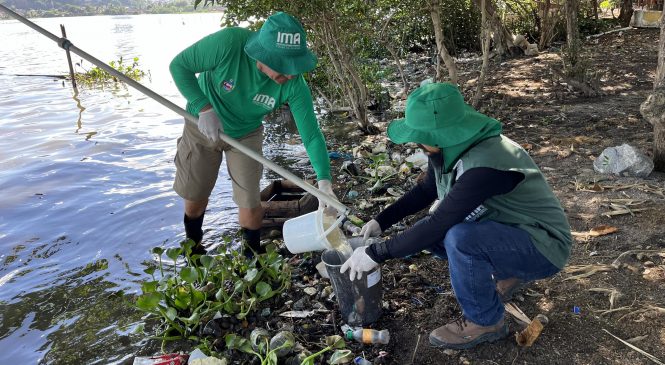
[169,27,331,180]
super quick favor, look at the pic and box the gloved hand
[340,246,378,281]
[317,179,338,211]
[360,219,382,241]
[198,108,221,143]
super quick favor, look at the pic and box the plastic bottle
[345,328,390,344]
[353,357,372,365]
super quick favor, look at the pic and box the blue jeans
[430,220,560,326]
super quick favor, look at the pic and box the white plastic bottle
[345,328,390,344]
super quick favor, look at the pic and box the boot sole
[429,324,510,350]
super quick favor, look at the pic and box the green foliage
[578,17,620,36]
[439,0,481,54]
[225,330,296,365]
[503,0,541,41]
[599,0,620,10]
[74,56,146,87]
[136,238,291,347]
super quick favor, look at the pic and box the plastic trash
[354,357,372,365]
[329,151,353,160]
[133,353,188,365]
[345,328,390,344]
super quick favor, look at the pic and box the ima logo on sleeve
[253,94,276,110]
[276,32,301,49]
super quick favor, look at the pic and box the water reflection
[0,13,319,364]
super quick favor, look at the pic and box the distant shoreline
[0,9,223,20]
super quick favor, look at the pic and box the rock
[593,144,654,177]
[293,297,309,310]
[525,43,539,56]
[303,287,318,296]
[513,34,529,49]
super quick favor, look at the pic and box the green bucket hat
[244,12,317,75]
[387,83,502,171]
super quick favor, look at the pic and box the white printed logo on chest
[253,94,276,110]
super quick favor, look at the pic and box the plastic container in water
[283,210,351,256]
[322,249,382,326]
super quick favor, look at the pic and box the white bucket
[283,210,345,254]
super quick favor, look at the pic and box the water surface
[0,13,312,364]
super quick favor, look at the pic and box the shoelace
[452,316,469,331]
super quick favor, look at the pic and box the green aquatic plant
[74,56,147,86]
[225,330,296,365]
[136,238,291,349]
[299,335,351,365]
[225,330,351,365]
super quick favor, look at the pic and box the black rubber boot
[184,213,206,255]
[242,228,264,258]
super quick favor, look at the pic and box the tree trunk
[618,0,634,26]
[640,10,665,171]
[565,0,580,69]
[378,13,409,96]
[311,16,370,131]
[472,0,491,107]
[539,0,553,49]
[472,0,515,56]
[592,0,598,19]
[429,0,458,84]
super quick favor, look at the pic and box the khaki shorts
[173,120,264,208]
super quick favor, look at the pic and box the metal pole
[59,24,77,91]
[0,4,350,215]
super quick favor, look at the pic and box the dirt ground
[148,27,665,365]
[280,27,665,365]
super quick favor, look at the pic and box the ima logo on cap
[276,32,301,49]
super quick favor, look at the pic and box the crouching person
[341,83,572,349]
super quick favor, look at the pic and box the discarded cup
[132,353,188,365]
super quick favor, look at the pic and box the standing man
[341,83,572,349]
[170,12,336,256]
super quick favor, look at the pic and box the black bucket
[322,249,382,326]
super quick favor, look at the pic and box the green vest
[434,135,572,269]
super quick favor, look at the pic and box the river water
[0,13,314,364]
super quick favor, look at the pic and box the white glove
[340,246,378,281]
[198,108,221,143]
[317,179,338,211]
[360,219,382,241]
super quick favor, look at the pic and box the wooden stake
[60,24,77,91]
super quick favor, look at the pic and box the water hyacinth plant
[136,238,291,348]
[74,56,147,86]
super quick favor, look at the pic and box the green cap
[244,12,317,75]
[387,83,498,148]
[345,329,354,340]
